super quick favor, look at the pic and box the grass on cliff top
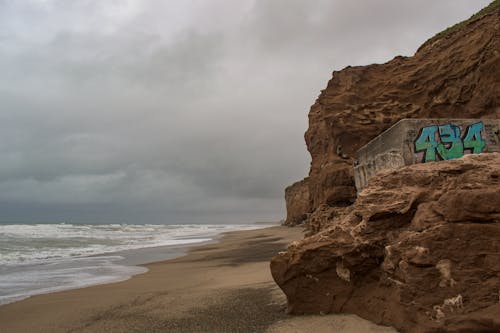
[420,0,499,50]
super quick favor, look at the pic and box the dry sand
[0,226,398,333]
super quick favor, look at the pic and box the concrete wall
[354,119,500,191]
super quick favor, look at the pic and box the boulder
[272,153,500,333]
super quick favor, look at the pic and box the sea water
[0,223,263,305]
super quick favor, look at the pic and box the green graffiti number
[415,122,485,162]
[463,122,486,154]
[415,125,438,162]
[436,124,464,160]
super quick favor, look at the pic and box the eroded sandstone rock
[284,178,312,226]
[285,7,500,230]
[272,153,500,332]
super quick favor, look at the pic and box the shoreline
[0,226,397,333]
[0,223,271,307]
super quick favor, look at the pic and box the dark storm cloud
[0,0,491,223]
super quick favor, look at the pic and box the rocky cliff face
[284,178,311,226]
[284,5,500,226]
[276,4,500,332]
[272,153,500,333]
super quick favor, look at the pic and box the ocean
[0,222,265,306]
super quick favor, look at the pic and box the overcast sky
[0,0,491,224]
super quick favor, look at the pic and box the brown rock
[284,178,312,226]
[285,6,500,229]
[271,153,500,333]
[303,204,353,236]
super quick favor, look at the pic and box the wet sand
[0,226,397,333]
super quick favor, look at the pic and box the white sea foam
[0,223,264,305]
[0,223,259,266]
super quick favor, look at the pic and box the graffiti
[415,121,486,162]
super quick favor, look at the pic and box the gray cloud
[0,0,491,223]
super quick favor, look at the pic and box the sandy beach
[0,226,397,333]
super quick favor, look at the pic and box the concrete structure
[354,119,500,191]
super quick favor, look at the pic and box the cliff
[272,153,500,332]
[284,178,311,226]
[284,3,500,226]
[275,3,500,332]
